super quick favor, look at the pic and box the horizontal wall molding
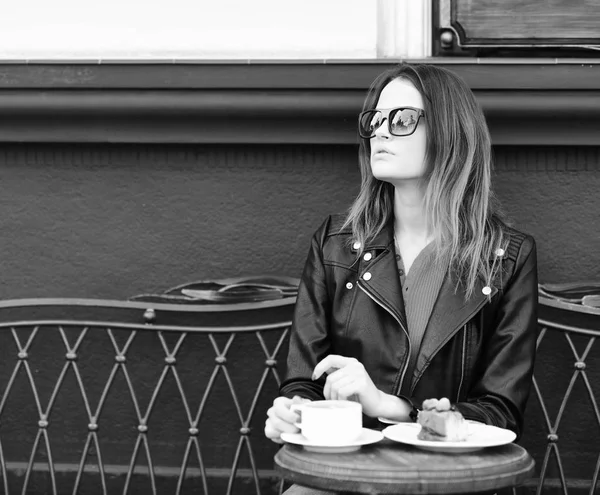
[493,146,600,172]
[2,60,600,89]
[1,61,599,145]
[0,144,597,172]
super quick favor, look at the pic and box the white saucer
[281,428,384,453]
[382,422,516,453]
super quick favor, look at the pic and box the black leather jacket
[281,215,538,438]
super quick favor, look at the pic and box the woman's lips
[373,150,392,157]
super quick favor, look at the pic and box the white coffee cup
[290,400,363,444]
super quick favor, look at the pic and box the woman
[265,63,538,477]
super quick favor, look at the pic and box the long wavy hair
[342,63,509,299]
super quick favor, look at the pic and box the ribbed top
[395,241,447,370]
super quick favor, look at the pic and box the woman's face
[368,78,428,185]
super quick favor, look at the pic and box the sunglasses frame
[358,106,426,139]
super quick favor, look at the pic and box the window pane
[0,0,378,60]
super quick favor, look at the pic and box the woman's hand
[312,355,383,417]
[264,395,311,444]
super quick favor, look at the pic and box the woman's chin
[371,167,417,183]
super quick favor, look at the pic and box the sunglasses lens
[390,108,419,136]
[359,110,382,138]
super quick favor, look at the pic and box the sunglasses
[358,106,425,139]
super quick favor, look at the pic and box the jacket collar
[363,222,394,250]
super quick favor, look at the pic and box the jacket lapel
[358,225,408,332]
[407,270,498,394]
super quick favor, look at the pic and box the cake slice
[416,397,468,442]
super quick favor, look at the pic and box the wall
[1,144,598,301]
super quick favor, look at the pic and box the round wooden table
[274,438,535,494]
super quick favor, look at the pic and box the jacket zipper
[357,282,411,396]
[456,324,467,402]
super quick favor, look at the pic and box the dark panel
[438,0,600,50]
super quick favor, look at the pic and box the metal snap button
[346,282,353,289]
[353,241,361,250]
[363,253,372,261]
[482,286,492,295]
[363,272,372,281]
[495,248,505,257]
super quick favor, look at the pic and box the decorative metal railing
[524,297,600,495]
[0,296,597,495]
[0,298,295,495]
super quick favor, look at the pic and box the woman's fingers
[266,408,301,434]
[323,376,332,400]
[264,420,284,443]
[334,382,359,401]
[271,396,300,424]
[314,356,381,417]
[327,375,355,401]
[264,396,309,443]
[264,417,283,442]
[313,355,356,380]
[320,360,365,400]
[323,368,346,400]
[324,368,357,400]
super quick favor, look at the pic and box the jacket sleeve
[279,217,333,401]
[455,235,538,439]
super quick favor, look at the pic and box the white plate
[382,422,516,453]
[378,416,401,424]
[281,428,384,453]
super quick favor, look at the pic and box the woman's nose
[373,118,390,139]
